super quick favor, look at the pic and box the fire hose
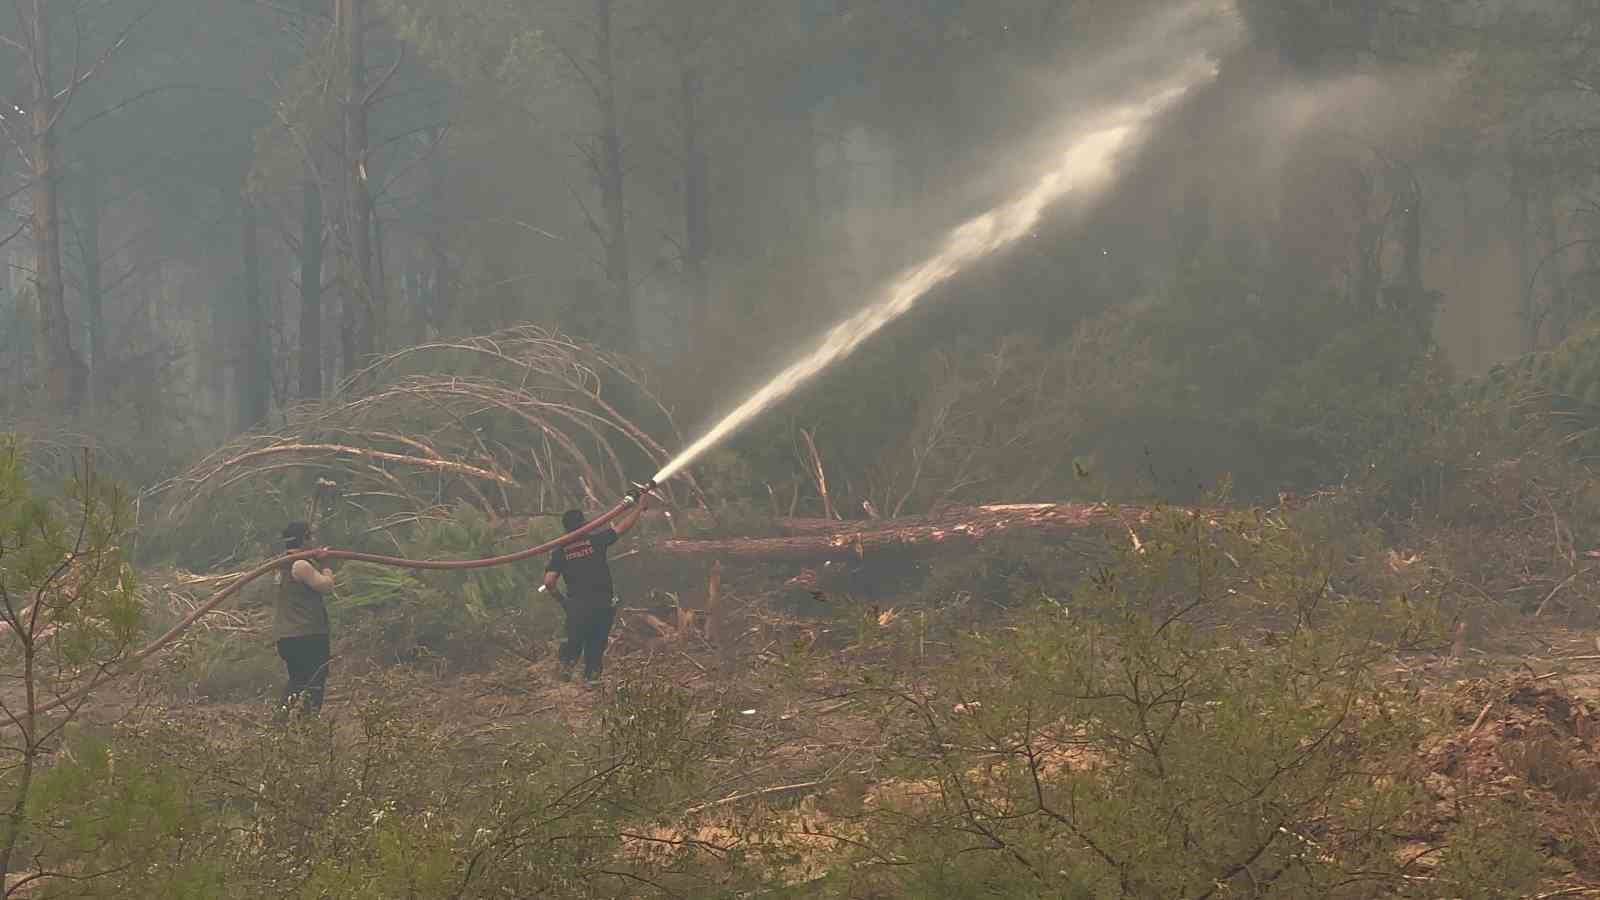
[20,480,658,722]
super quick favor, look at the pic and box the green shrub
[801,504,1525,899]
[155,626,281,703]
[1432,801,1547,900]
[0,437,142,891]
[24,681,742,899]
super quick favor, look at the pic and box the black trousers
[559,599,615,682]
[278,634,331,716]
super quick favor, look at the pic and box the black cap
[561,510,586,533]
[283,521,311,546]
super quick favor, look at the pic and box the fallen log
[503,508,838,536]
[635,508,836,533]
[650,503,1214,563]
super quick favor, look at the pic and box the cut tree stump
[648,503,1214,563]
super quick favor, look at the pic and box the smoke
[654,2,1246,485]
[658,0,1470,486]
[948,2,1460,269]
[1197,59,1462,214]
[952,9,1466,334]
[915,1,1247,232]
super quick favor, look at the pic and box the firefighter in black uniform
[541,498,646,683]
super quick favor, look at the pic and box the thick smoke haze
[7,4,1600,896]
[0,0,1587,496]
[657,1,1254,479]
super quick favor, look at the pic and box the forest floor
[7,589,1599,897]
[37,610,1600,895]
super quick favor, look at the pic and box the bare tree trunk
[370,138,389,348]
[239,194,269,429]
[596,0,633,354]
[77,153,103,410]
[1545,187,1571,342]
[299,175,324,399]
[1402,178,1423,297]
[27,0,79,412]
[424,127,449,339]
[297,0,325,401]
[209,252,232,430]
[1457,178,1487,369]
[1355,221,1382,310]
[338,0,376,377]
[1512,168,1537,351]
[681,63,710,344]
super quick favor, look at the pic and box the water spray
[650,50,1230,490]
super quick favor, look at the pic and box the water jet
[651,37,1233,489]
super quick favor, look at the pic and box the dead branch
[170,440,510,487]
[706,560,723,645]
[145,327,695,539]
[1536,570,1586,617]
[799,429,836,521]
[684,780,830,815]
[1466,701,1495,736]
[338,325,709,508]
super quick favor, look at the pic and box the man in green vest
[275,521,336,721]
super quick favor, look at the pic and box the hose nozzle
[623,479,657,505]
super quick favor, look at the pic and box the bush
[797,504,1539,899]
[0,438,141,891]
[23,679,743,899]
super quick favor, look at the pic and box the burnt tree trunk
[299,173,325,399]
[298,0,325,400]
[338,0,376,376]
[595,0,633,354]
[76,153,103,409]
[423,126,449,339]
[1402,177,1422,298]
[1544,187,1572,342]
[1512,166,1537,351]
[27,0,80,411]
[649,503,1210,562]
[238,194,270,429]
[681,63,709,343]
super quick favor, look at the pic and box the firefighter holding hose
[275,521,336,721]
[542,492,648,683]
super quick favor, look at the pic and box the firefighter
[275,521,335,720]
[541,497,647,683]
